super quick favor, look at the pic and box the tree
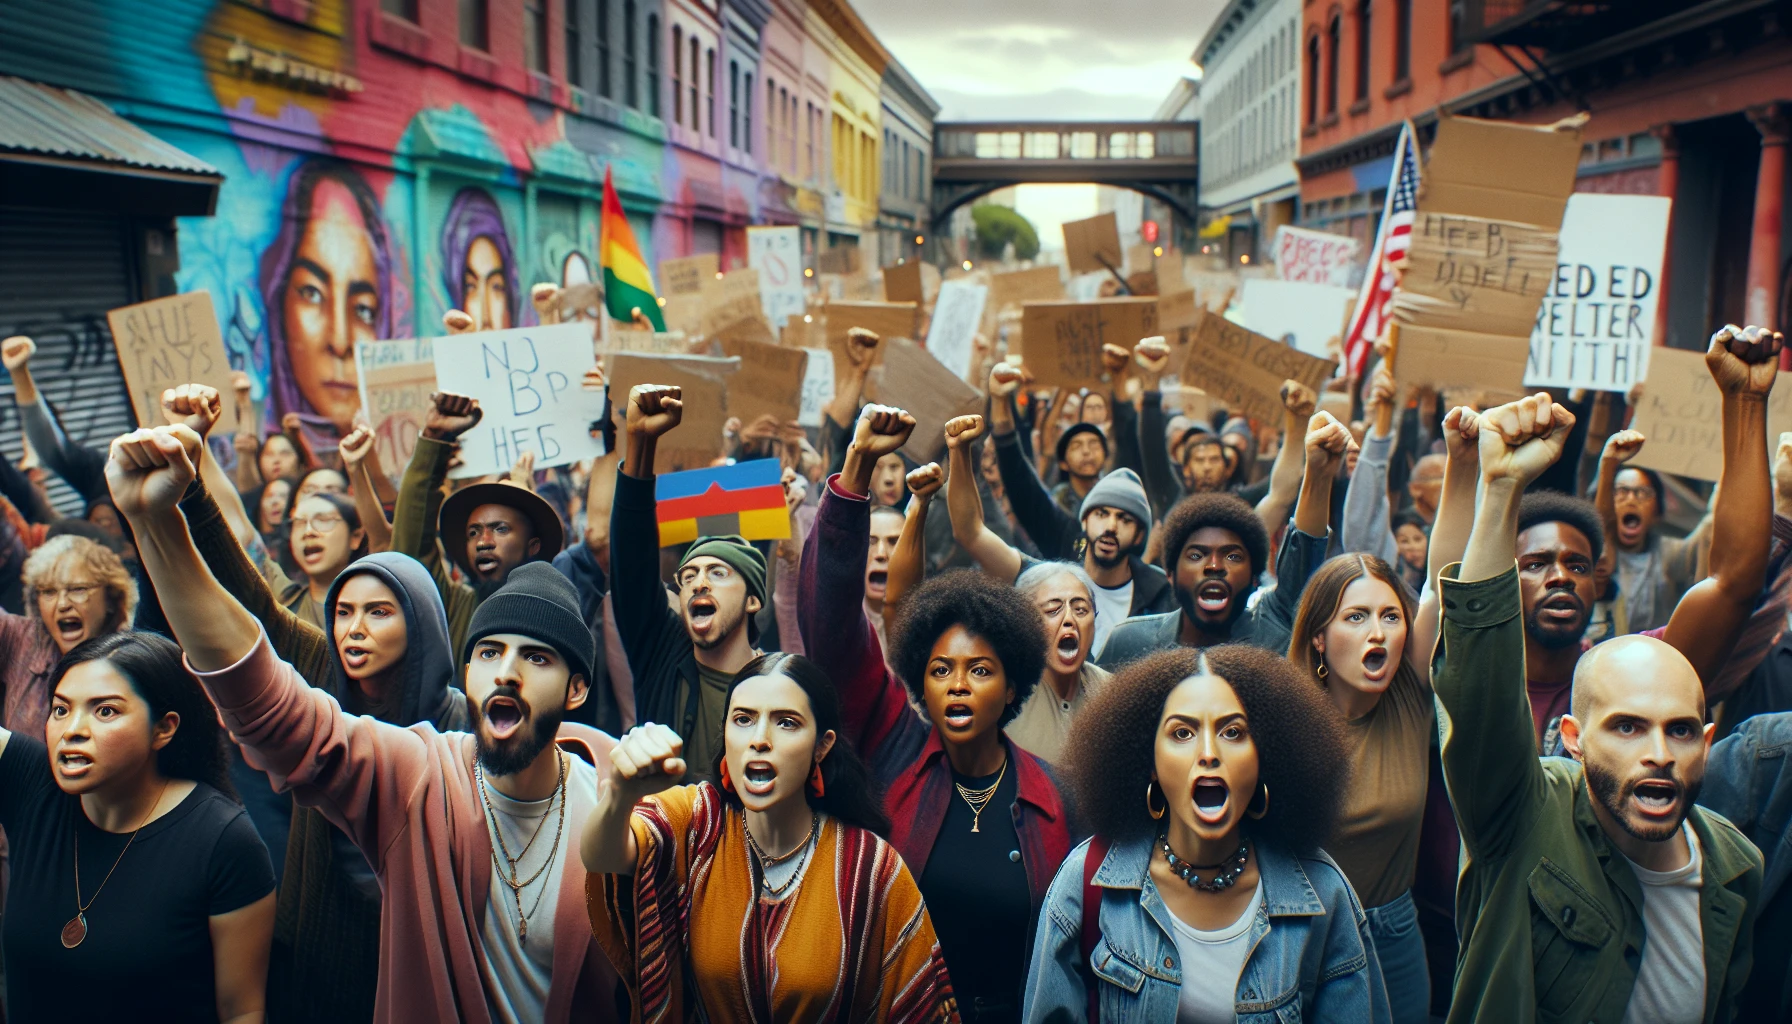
[971,204,1040,261]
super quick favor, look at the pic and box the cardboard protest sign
[817,245,860,276]
[1126,243,1157,276]
[924,279,989,380]
[1241,279,1355,359]
[1273,226,1360,287]
[431,322,605,478]
[659,253,717,297]
[1018,298,1161,389]
[660,293,704,336]
[355,338,437,486]
[701,273,766,338]
[655,459,790,546]
[1062,212,1123,275]
[718,338,807,426]
[107,291,238,433]
[862,337,983,464]
[1392,114,1582,393]
[1178,312,1338,424]
[1628,346,1792,482]
[825,301,917,346]
[798,347,835,428]
[1524,193,1670,392]
[1125,270,1160,296]
[883,261,924,304]
[989,266,1065,309]
[1157,290,1200,332]
[604,352,740,473]
[748,226,806,329]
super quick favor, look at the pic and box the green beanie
[679,535,767,605]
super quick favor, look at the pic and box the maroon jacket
[797,476,1072,916]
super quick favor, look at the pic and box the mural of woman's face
[286,177,380,433]
[462,235,511,332]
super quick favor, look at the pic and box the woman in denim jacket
[1022,645,1389,1023]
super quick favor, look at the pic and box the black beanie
[462,562,596,685]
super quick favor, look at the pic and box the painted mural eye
[353,298,377,327]
[296,283,324,305]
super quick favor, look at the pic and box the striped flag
[655,459,790,547]
[1342,121,1419,377]
[601,165,668,331]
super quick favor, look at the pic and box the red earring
[720,760,736,794]
[807,763,826,797]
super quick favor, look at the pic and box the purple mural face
[441,187,520,332]
[260,160,394,441]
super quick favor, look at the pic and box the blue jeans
[1364,889,1430,1024]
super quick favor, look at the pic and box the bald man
[1433,392,1763,1024]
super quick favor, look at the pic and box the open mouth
[866,569,888,595]
[1054,629,1081,663]
[1539,592,1584,622]
[742,761,778,796]
[300,542,326,562]
[1631,778,1679,818]
[55,616,86,643]
[482,695,526,741]
[1195,581,1232,614]
[687,595,718,631]
[942,702,975,731]
[1361,647,1390,680]
[1192,777,1230,824]
[56,750,94,777]
[341,644,371,669]
[1092,533,1119,555]
[473,553,501,574]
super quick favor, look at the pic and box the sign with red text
[1273,226,1359,287]
[748,226,806,330]
[1523,193,1671,392]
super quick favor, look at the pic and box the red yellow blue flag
[654,459,789,547]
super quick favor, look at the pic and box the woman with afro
[1022,645,1388,1022]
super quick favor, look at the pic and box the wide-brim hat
[438,482,565,576]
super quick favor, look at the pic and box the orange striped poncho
[588,782,959,1024]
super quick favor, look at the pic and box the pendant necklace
[745,812,819,898]
[1159,834,1251,894]
[64,778,172,949]
[477,751,568,942]
[954,757,1008,833]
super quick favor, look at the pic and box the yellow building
[804,0,885,246]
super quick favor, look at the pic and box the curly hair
[1063,644,1347,853]
[1517,491,1604,564]
[23,534,137,631]
[890,569,1046,727]
[1157,492,1270,579]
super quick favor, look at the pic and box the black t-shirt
[0,734,275,1023]
[919,758,1032,1024]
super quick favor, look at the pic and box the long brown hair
[1287,554,1421,698]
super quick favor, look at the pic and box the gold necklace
[63,778,173,949]
[745,813,819,898]
[953,757,1007,833]
[477,752,567,942]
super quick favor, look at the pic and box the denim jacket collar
[1092,833,1327,918]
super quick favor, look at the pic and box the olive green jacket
[390,436,478,656]
[1433,564,1763,1024]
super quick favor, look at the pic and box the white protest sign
[748,226,806,331]
[431,322,605,478]
[925,279,989,380]
[1241,279,1355,359]
[355,337,437,487]
[1524,193,1670,392]
[1273,226,1359,287]
[799,347,836,428]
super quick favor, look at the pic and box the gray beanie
[463,562,596,684]
[1079,467,1153,531]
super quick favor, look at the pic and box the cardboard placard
[1273,226,1360,287]
[718,338,807,426]
[1157,289,1200,331]
[659,253,717,297]
[1393,325,1532,393]
[817,245,860,276]
[989,266,1065,309]
[702,279,766,338]
[1524,193,1671,392]
[747,226,805,329]
[798,347,835,428]
[883,261,924,304]
[355,338,437,486]
[604,353,740,473]
[1062,212,1123,276]
[106,291,239,433]
[824,301,917,346]
[660,292,704,336]
[862,337,984,465]
[608,330,692,355]
[1241,279,1355,359]
[1126,270,1159,296]
[1178,312,1338,424]
[1018,298,1161,389]
[1628,346,1792,482]
[924,280,989,381]
[431,322,606,478]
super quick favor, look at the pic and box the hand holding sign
[161,384,224,440]
[1706,324,1785,398]
[424,392,484,442]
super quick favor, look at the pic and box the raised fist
[531,283,561,325]
[606,723,687,803]
[231,371,252,400]
[845,328,881,369]
[339,424,375,469]
[423,392,484,442]
[442,310,476,336]
[1304,411,1357,474]
[1280,380,1317,419]
[581,365,607,392]
[1100,344,1131,377]
[1705,324,1784,398]
[1442,406,1481,464]
[944,414,986,450]
[1,336,35,372]
[1478,393,1576,487]
[852,404,916,461]
[281,412,304,436]
[626,385,684,438]
[1601,428,1646,465]
[988,362,1028,399]
[1133,336,1171,380]
[106,425,204,520]
[906,462,944,501]
[507,450,537,491]
[161,384,224,440]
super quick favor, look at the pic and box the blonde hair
[22,534,137,629]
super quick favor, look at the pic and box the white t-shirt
[1168,881,1262,1024]
[1091,578,1133,659]
[1621,819,1705,1024]
[479,752,599,1024]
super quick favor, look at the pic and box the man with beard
[106,422,622,1024]
[391,390,567,654]
[1096,410,1350,668]
[1436,391,1762,1024]
[610,383,769,786]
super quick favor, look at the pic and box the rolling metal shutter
[0,205,141,515]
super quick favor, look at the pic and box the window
[806,102,815,181]
[597,0,611,97]
[646,15,659,116]
[1325,14,1340,115]
[524,0,548,73]
[1449,0,1469,53]
[768,80,779,168]
[623,0,637,108]
[672,25,683,123]
[381,0,418,23]
[729,61,739,148]
[1354,0,1370,101]
[1305,33,1320,126]
[459,0,488,50]
[1394,0,1412,81]
[689,38,699,132]
[742,72,752,154]
[705,48,716,137]
[564,0,581,85]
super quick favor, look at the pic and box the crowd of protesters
[0,284,1787,1024]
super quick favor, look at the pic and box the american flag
[1342,121,1420,377]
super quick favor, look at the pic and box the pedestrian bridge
[930,121,1199,234]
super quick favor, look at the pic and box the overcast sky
[856,0,1222,121]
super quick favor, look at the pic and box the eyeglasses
[1612,487,1654,502]
[39,585,96,605]
[290,513,347,533]
[676,563,737,589]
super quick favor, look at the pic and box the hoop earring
[1247,783,1269,820]
[807,762,826,798]
[719,760,736,795]
[1316,661,1328,681]
[1146,780,1167,820]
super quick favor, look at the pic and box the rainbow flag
[655,459,790,547]
[602,166,667,331]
